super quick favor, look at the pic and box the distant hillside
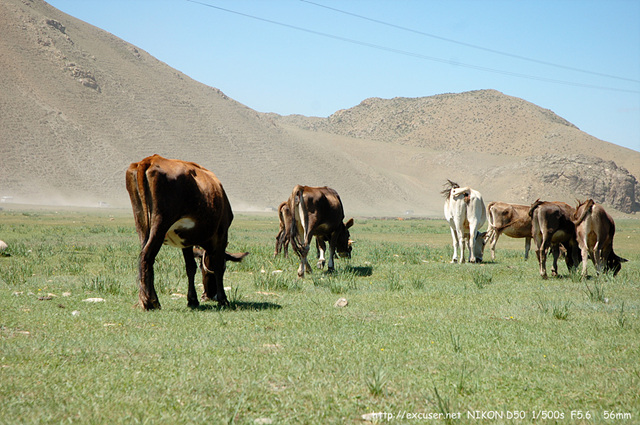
[276,90,639,176]
[1,0,638,216]
[276,91,640,213]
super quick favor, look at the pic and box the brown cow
[288,185,354,277]
[529,199,581,279]
[125,154,248,310]
[573,199,627,277]
[274,201,292,257]
[485,201,532,261]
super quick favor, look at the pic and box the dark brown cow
[573,199,627,277]
[529,199,581,279]
[125,154,248,310]
[288,185,354,277]
[274,201,292,257]
[485,201,532,261]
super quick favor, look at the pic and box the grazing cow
[485,201,532,261]
[573,199,627,277]
[528,200,581,279]
[0,240,8,256]
[288,185,354,277]
[125,154,248,310]
[274,201,292,257]
[442,180,487,263]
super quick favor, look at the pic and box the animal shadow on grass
[196,301,282,312]
[343,265,373,277]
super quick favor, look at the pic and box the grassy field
[0,208,638,424]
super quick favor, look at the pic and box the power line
[185,0,640,94]
[301,0,640,84]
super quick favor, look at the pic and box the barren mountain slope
[1,0,638,216]
[277,90,640,178]
[0,0,397,213]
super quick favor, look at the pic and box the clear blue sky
[47,0,640,152]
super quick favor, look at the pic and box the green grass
[1,209,639,424]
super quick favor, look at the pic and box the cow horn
[201,251,214,275]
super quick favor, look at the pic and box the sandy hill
[1,0,638,216]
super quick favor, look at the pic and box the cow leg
[182,247,199,308]
[274,231,283,257]
[449,225,459,263]
[200,253,216,302]
[316,238,327,269]
[468,221,481,263]
[524,237,531,260]
[576,234,590,278]
[296,240,311,278]
[296,249,310,277]
[291,204,313,277]
[212,252,228,306]
[457,228,467,264]
[201,248,229,306]
[536,234,550,279]
[489,229,500,261]
[298,225,316,278]
[138,233,164,310]
[550,244,560,277]
[593,241,604,275]
[326,243,336,272]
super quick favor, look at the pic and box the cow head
[607,252,627,276]
[561,241,582,272]
[473,231,487,262]
[334,218,354,258]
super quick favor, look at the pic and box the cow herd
[442,180,627,280]
[125,155,627,311]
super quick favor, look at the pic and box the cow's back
[489,202,531,236]
[295,185,345,230]
[468,188,486,227]
[531,201,576,241]
[126,155,232,245]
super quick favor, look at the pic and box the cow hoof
[541,274,548,280]
[450,259,458,264]
[217,298,229,307]
[187,299,200,309]
[145,302,162,311]
[139,297,161,311]
[317,260,326,269]
[327,267,335,274]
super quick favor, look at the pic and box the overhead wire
[185,0,640,94]
[301,0,640,84]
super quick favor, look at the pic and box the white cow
[443,180,487,263]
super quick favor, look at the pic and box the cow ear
[345,218,354,229]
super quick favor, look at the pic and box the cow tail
[573,199,595,225]
[289,185,307,257]
[137,162,152,241]
[528,199,544,218]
